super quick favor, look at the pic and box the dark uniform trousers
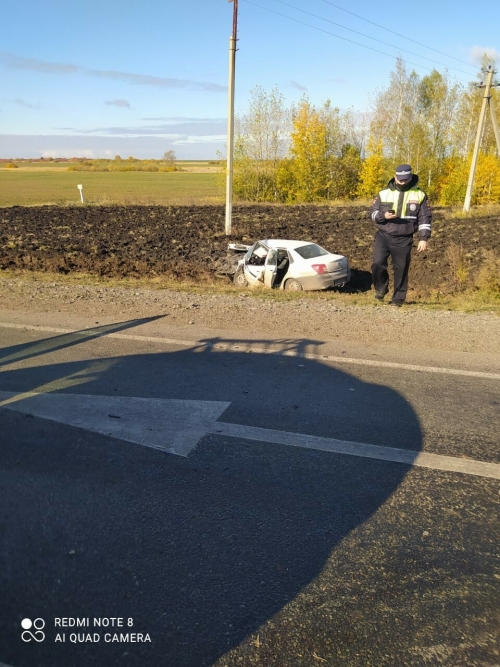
[372,231,413,303]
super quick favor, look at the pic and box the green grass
[0,170,222,206]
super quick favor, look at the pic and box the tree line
[226,56,500,206]
[67,151,180,173]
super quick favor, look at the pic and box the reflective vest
[376,185,428,236]
[378,186,427,222]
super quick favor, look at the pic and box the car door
[263,248,278,288]
[243,242,269,286]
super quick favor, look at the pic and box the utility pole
[225,0,238,236]
[463,65,500,213]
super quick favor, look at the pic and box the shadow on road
[0,322,422,667]
[0,317,166,369]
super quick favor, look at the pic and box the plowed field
[1,205,499,295]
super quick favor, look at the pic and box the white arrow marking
[0,391,230,457]
[1,391,499,479]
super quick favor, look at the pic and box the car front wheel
[233,267,248,287]
[284,278,303,291]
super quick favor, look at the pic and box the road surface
[0,298,499,667]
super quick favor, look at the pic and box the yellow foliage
[436,157,468,205]
[438,154,500,205]
[473,154,500,205]
[290,100,331,202]
[357,138,385,198]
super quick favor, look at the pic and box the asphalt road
[0,312,499,667]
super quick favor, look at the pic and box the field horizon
[0,167,222,207]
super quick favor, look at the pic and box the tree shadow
[0,329,422,667]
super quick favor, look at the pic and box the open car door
[263,248,278,288]
[243,242,268,286]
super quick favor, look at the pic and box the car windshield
[294,244,329,259]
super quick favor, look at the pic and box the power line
[272,0,474,77]
[319,0,477,71]
[241,0,472,85]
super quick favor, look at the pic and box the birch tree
[233,86,291,200]
[370,58,421,164]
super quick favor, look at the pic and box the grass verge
[1,269,499,314]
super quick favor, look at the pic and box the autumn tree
[437,157,469,205]
[163,150,176,166]
[226,59,498,205]
[233,86,290,201]
[473,154,500,204]
[444,53,500,204]
[368,59,468,200]
[289,98,331,202]
[357,137,385,199]
[276,98,364,202]
[370,58,421,166]
[414,70,461,197]
[320,102,361,199]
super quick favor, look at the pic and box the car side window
[266,249,277,266]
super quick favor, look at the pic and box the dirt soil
[1,204,499,294]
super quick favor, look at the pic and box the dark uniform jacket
[370,175,432,240]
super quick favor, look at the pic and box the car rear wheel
[284,278,303,291]
[233,267,248,287]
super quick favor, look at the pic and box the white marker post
[77,184,84,203]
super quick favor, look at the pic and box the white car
[232,239,350,291]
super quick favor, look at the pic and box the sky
[0,0,499,160]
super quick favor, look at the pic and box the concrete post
[225,34,236,236]
[463,68,495,213]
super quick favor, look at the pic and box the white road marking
[211,422,500,480]
[1,390,499,480]
[0,391,229,457]
[1,322,499,381]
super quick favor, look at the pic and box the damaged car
[230,239,350,291]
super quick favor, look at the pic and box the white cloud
[139,116,226,122]
[172,135,226,145]
[51,119,227,137]
[88,68,226,92]
[290,81,307,92]
[42,148,96,158]
[470,46,500,66]
[15,98,42,109]
[0,134,224,159]
[0,50,226,92]
[105,99,131,108]
[1,51,79,73]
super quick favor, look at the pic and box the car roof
[260,239,319,250]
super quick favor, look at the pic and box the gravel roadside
[1,277,499,358]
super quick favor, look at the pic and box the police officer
[370,164,432,306]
